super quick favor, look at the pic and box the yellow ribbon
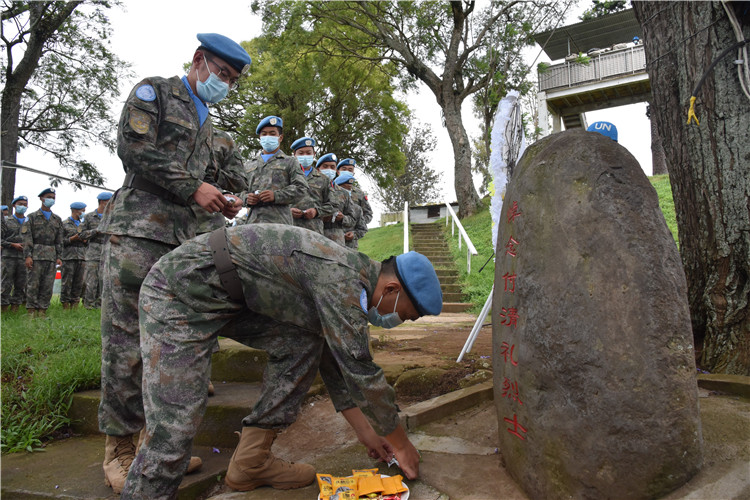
[687,96,700,125]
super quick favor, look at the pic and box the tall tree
[270,1,565,218]
[1,0,130,204]
[579,0,626,21]
[378,121,442,212]
[211,17,408,189]
[633,1,750,375]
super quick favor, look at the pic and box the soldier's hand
[193,182,226,213]
[386,426,420,480]
[304,208,317,219]
[335,212,344,222]
[11,242,23,251]
[25,257,33,270]
[258,190,275,203]
[70,235,80,242]
[56,259,62,266]
[221,195,242,219]
[246,193,260,206]
[345,231,354,241]
[291,207,304,219]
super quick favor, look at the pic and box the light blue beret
[336,158,356,170]
[256,116,283,135]
[1,205,7,211]
[587,121,618,142]
[395,251,443,316]
[291,137,316,151]
[334,171,355,185]
[316,153,338,168]
[70,202,87,210]
[11,196,27,205]
[39,187,55,197]
[97,192,113,201]
[196,33,252,72]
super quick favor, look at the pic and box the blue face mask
[297,155,315,168]
[43,198,55,208]
[320,168,336,180]
[196,58,229,104]
[368,292,404,329]
[15,205,27,215]
[260,136,280,152]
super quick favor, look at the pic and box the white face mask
[367,291,404,329]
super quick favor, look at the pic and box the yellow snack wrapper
[357,474,385,496]
[382,474,408,495]
[331,476,358,500]
[352,468,379,477]
[317,473,333,499]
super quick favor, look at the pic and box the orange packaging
[357,474,385,496]
[331,476,358,500]
[352,468,379,477]
[382,474,408,495]
[316,473,333,499]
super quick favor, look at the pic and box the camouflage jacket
[241,150,307,225]
[1,215,26,260]
[78,210,107,261]
[328,184,358,230]
[22,209,63,261]
[341,190,367,240]
[152,224,399,434]
[292,167,334,234]
[352,184,373,225]
[195,129,248,235]
[100,75,222,245]
[61,218,87,260]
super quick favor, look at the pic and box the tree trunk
[634,1,750,375]
[443,94,483,218]
[1,84,21,205]
[649,105,668,175]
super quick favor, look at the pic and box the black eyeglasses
[204,54,240,90]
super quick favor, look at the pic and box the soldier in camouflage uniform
[241,115,307,225]
[335,171,368,250]
[60,202,87,308]
[337,157,373,225]
[96,33,251,494]
[120,223,443,499]
[78,192,112,309]
[1,195,29,312]
[317,153,357,246]
[289,137,333,235]
[23,188,63,317]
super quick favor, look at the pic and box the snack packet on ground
[317,473,333,499]
[357,474,385,496]
[382,475,408,495]
[331,476,358,500]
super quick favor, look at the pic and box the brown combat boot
[26,308,36,317]
[37,309,47,318]
[225,427,315,491]
[62,303,70,310]
[1,305,9,312]
[135,428,203,474]
[103,434,136,494]
[10,304,19,313]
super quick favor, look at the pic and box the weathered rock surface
[492,129,703,499]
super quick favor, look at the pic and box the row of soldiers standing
[0,189,112,316]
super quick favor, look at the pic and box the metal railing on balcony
[538,45,646,92]
[444,201,478,273]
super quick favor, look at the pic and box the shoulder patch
[129,108,151,135]
[135,84,156,102]
[360,288,369,313]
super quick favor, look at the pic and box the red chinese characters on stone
[505,236,519,257]
[504,413,528,441]
[501,377,523,405]
[507,201,522,223]
[499,307,519,328]
[500,341,518,366]
[502,272,516,293]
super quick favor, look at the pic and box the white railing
[403,201,409,254]
[538,45,646,92]
[444,201,478,273]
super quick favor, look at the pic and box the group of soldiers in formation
[4,33,443,499]
[1,189,112,316]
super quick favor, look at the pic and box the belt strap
[208,228,244,303]
[123,173,185,206]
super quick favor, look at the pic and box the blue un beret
[334,171,355,185]
[39,187,55,197]
[395,251,443,316]
[70,202,87,210]
[256,116,283,135]
[587,121,618,142]
[316,153,338,168]
[337,158,356,170]
[12,196,27,205]
[97,192,113,201]
[196,33,252,73]
[1,205,7,211]
[291,137,316,151]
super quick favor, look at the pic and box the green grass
[1,301,101,453]
[358,222,408,261]
[650,174,679,245]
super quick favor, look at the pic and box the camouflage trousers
[1,257,27,306]
[83,259,102,309]
[121,265,325,499]
[60,258,85,305]
[98,235,175,437]
[345,238,359,250]
[25,259,56,310]
[324,227,345,246]
[293,217,324,235]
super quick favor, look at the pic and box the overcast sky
[7,1,652,225]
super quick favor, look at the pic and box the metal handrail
[444,201,478,273]
[403,201,409,254]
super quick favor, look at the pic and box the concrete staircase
[410,223,473,313]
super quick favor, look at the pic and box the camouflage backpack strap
[208,228,244,303]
